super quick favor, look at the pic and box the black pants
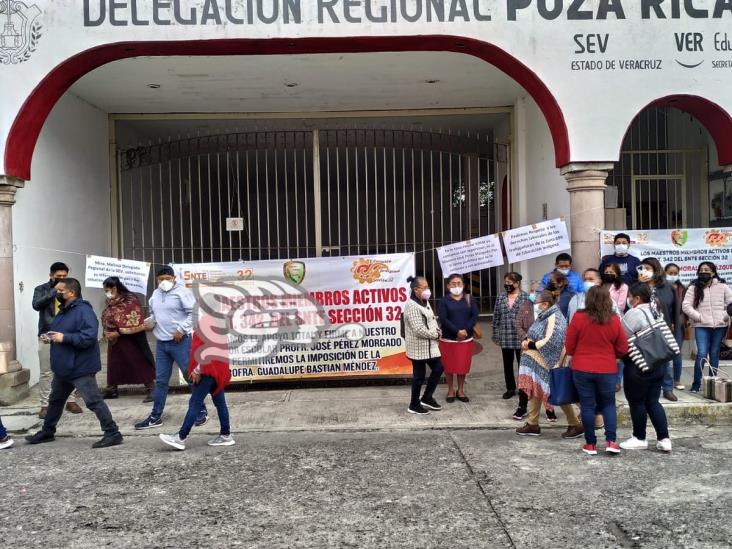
[410,358,444,407]
[622,358,669,441]
[43,374,120,437]
[501,348,521,392]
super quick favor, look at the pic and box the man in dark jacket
[32,262,83,418]
[26,278,123,449]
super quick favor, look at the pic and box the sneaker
[561,425,585,439]
[663,391,678,402]
[512,408,527,421]
[408,404,430,415]
[674,383,686,390]
[194,413,209,427]
[515,423,541,436]
[689,388,700,394]
[605,441,622,454]
[159,433,186,450]
[0,436,14,450]
[134,416,162,430]
[502,390,516,400]
[656,438,672,453]
[25,431,55,444]
[619,436,648,450]
[582,443,598,455]
[208,435,236,447]
[546,409,557,423]
[92,433,123,449]
[420,396,442,411]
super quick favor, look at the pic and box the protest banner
[600,228,732,285]
[436,234,504,276]
[502,219,570,264]
[85,255,151,295]
[174,253,415,382]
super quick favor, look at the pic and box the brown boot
[38,406,48,419]
[562,425,585,439]
[515,423,541,436]
[66,402,83,414]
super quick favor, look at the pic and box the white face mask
[533,304,543,317]
[105,292,114,300]
[666,274,679,283]
[420,289,432,301]
[158,280,174,292]
[557,268,570,276]
[449,286,464,296]
[615,244,629,254]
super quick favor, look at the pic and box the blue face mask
[528,293,536,303]
[583,281,596,292]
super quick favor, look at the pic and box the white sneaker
[208,434,235,447]
[0,437,13,450]
[656,438,672,452]
[619,436,648,450]
[159,433,186,451]
[674,383,686,390]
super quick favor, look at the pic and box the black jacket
[49,299,101,380]
[32,280,60,336]
[652,281,680,331]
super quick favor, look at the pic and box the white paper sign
[436,234,504,276]
[503,219,571,264]
[226,217,244,231]
[85,255,151,295]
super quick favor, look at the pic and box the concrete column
[0,176,29,404]
[561,163,614,274]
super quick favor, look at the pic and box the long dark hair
[604,263,623,289]
[102,276,132,296]
[584,286,614,324]
[640,257,665,285]
[692,262,720,309]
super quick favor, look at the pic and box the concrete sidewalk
[2,331,730,437]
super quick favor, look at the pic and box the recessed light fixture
[147,83,161,89]
[284,82,298,88]
[425,79,440,84]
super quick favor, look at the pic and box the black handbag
[625,309,680,374]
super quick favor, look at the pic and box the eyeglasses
[636,266,653,273]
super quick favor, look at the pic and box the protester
[101,277,155,401]
[25,279,123,449]
[566,286,628,455]
[515,291,583,438]
[438,274,479,403]
[619,283,672,452]
[159,334,234,450]
[540,253,584,294]
[134,266,208,430]
[602,263,629,315]
[0,417,13,450]
[665,263,688,390]
[492,272,530,400]
[404,275,444,415]
[638,257,680,401]
[599,232,641,285]
[546,271,575,320]
[32,262,82,418]
[682,262,732,393]
[568,268,611,321]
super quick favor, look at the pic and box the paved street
[1,424,731,548]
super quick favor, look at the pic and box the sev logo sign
[0,1,41,65]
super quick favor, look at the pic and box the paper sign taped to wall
[436,234,504,276]
[85,255,151,295]
[502,219,571,263]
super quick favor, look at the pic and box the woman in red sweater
[565,286,629,456]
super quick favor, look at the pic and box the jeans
[179,376,230,439]
[662,362,674,393]
[501,348,521,392]
[151,336,207,420]
[572,370,617,445]
[0,417,6,439]
[616,360,624,385]
[691,327,727,391]
[410,358,444,407]
[38,339,80,406]
[622,358,669,441]
[42,374,120,437]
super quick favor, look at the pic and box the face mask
[602,273,616,284]
[626,299,634,310]
[56,293,66,305]
[615,244,629,254]
[533,304,542,317]
[528,293,536,303]
[666,275,679,283]
[158,280,174,292]
[583,281,596,292]
[420,289,432,301]
[105,292,114,300]
[557,268,570,276]
[449,286,463,296]
[504,284,515,293]
[698,273,712,283]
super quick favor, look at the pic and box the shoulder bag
[465,294,482,339]
[626,309,680,374]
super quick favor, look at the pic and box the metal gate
[118,127,506,312]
